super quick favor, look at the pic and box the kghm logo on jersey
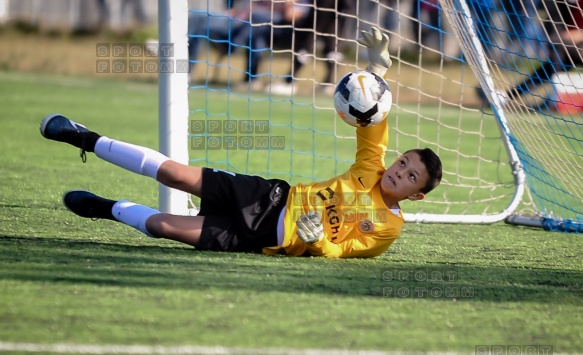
[359,220,375,233]
[315,187,340,235]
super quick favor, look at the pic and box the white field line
[0,342,470,355]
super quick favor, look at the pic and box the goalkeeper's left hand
[358,26,392,77]
[296,211,324,244]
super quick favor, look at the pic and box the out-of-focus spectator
[267,0,356,95]
[96,0,110,29]
[482,0,583,110]
[411,0,441,51]
[467,0,545,61]
[120,0,148,29]
[499,0,545,59]
[467,0,500,49]
[380,0,401,35]
[231,0,313,90]
[380,0,459,59]
[187,0,250,80]
[188,0,312,90]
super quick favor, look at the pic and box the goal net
[159,0,581,230]
[438,0,583,231]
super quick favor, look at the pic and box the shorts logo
[359,220,374,233]
[272,186,283,205]
[212,168,236,176]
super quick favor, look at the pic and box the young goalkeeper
[40,28,442,258]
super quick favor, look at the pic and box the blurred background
[0,2,460,67]
[0,0,454,51]
[0,0,472,101]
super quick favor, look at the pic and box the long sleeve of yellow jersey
[305,228,399,258]
[353,117,389,172]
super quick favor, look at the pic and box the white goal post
[157,0,189,215]
[158,0,582,231]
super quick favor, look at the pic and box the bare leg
[146,213,205,246]
[155,160,203,197]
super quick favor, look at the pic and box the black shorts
[197,168,290,253]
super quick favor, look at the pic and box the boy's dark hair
[405,148,442,194]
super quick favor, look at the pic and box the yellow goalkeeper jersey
[263,120,404,258]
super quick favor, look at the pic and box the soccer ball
[334,70,392,128]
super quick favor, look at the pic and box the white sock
[112,201,160,238]
[94,137,169,179]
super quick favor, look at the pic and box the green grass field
[0,71,582,354]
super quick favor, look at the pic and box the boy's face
[380,151,429,204]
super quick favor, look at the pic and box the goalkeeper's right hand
[358,27,392,78]
[296,211,324,244]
